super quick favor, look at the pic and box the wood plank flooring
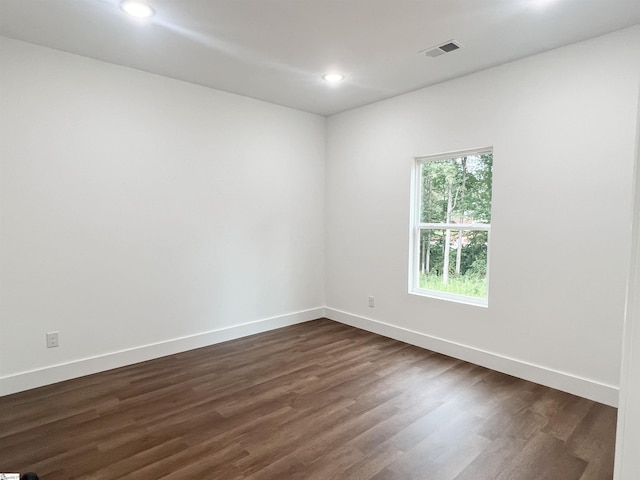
[0,319,616,479]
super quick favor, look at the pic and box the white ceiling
[1,0,639,116]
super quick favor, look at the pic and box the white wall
[325,27,640,405]
[614,78,640,480]
[2,28,640,406]
[0,37,326,395]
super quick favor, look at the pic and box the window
[410,148,493,306]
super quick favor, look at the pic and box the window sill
[409,288,488,308]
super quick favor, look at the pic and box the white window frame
[409,147,493,307]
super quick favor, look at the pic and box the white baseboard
[325,307,619,407]
[0,307,324,397]
[2,306,619,407]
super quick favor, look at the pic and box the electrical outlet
[368,296,375,308]
[46,331,59,348]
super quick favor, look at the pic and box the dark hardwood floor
[0,319,616,479]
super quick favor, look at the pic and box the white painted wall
[0,37,326,394]
[614,79,640,480]
[325,27,640,405]
[2,27,640,407]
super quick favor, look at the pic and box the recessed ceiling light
[323,73,345,83]
[120,1,155,18]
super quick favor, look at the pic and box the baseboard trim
[0,307,324,397]
[325,308,619,407]
[2,306,619,406]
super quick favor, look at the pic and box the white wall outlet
[46,331,59,348]
[368,296,375,308]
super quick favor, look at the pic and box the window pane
[417,229,488,299]
[420,154,493,225]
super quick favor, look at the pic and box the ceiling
[1,0,639,116]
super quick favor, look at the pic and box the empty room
[1,0,640,479]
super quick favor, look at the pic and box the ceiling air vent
[421,40,463,58]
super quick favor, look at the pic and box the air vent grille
[421,40,463,58]
[439,42,460,53]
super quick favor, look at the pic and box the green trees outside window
[412,150,493,304]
